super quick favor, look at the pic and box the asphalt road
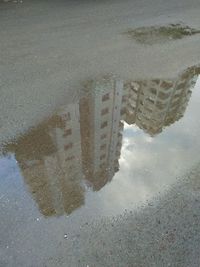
[1,1,200,266]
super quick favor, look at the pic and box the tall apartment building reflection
[44,102,84,216]
[80,78,125,191]
[6,104,85,217]
[124,66,199,135]
[5,80,125,216]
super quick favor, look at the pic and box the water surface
[1,65,200,218]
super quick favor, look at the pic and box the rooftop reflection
[2,64,200,217]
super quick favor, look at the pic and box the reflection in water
[80,78,125,191]
[125,65,199,135]
[3,65,200,217]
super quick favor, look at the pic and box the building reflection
[124,65,199,135]
[6,110,85,217]
[80,78,124,191]
[4,65,199,217]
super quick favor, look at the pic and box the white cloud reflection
[88,76,200,215]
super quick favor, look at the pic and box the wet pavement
[1,65,200,217]
[1,0,200,266]
[1,65,200,266]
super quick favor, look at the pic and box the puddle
[1,0,200,265]
[124,24,200,44]
[1,64,200,218]
[0,61,200,267]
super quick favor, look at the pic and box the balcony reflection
[124,65,199,135]
[4,65,200,217]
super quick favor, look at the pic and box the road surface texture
[1,0,200,266]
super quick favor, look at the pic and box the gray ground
[1,0,200,266]
[59,164,200,267]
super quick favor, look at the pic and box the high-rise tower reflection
[80,78,124,191]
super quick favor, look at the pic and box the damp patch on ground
[124,24,200,44]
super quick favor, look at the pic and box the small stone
[64,234,68,239]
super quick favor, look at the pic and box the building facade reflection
[80,78,124,191]
[124,65,199,135]
[4,65,199,217]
